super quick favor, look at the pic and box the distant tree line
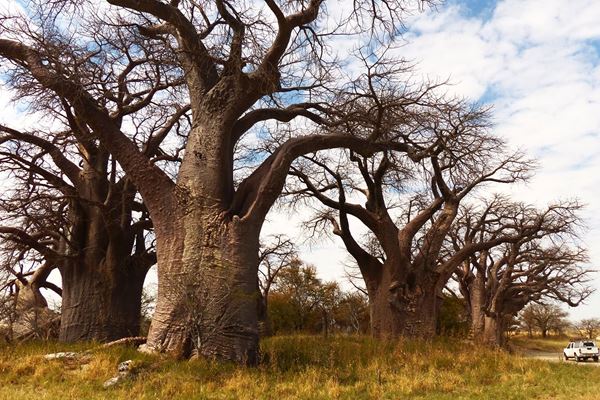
[514,303,600,340]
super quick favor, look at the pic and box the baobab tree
[0,21,187,340]
[575,318,600,339]
[453,198,593,346]
[519,303,569,338]
[287,95,533,338]
[0,117,164,341]
[0,0,438,363]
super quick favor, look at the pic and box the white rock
[102,376,121,388]
[103,359,136,388]
[44,352,79,360]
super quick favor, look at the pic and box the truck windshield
[583,342,595,347]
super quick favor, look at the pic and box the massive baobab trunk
[138,106,263,361]
[481,315,505,347]
[57,154,153,342]
[146,207,261,363]
[361,260,441,338]
[469,271,486,339]
[369,277,440,338]
[60,252,147,342]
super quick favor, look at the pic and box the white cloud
[400,0,600,319]
[0,0,25,16]
[262,0,600,319]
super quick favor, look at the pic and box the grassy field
[0,335,599,400]
[509,335,569,353]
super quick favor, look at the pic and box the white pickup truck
[563,340,599,362]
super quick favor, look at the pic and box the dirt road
[525,351,600,366]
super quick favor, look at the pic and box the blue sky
[399,0,600,320]
[450,0,497,17]
[266,0,600,322]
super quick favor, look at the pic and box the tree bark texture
[469,271,486,340]
[143,194,261,364]
[59,158,152,342]
[60,253,147,342]
[366,263,440,338]
[481,315,505,347]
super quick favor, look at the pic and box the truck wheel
[575,355,580,362]
[594,357,598,362]
[564,352,569,360]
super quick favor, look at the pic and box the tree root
[101,336,147,349]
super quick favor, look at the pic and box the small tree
[575,318,600,339]
[271,263,324,332]
[519,303,569,338]
[519,305,537,338]
[258,235,297,335]
[268,260,364,335]
[335,292,370,334]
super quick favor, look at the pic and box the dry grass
[510,335,570,353]
[0,335,599,399]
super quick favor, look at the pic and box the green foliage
[268,263,369,335]
[1,336,600,399]
[437,294,469,337]
[268,292,304,333]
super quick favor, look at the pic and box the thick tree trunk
[143,107,264,364]
[58,156,150,342]
[144,208,261,364]
[369,272,439,338]
[482,315,505,347]
[257,294,273,337]
[59,256,147,342]
[469,272,486,340]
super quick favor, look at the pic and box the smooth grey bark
[482,315,505,347]
[469,270,486,339]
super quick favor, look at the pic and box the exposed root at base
[101,336,147,349]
